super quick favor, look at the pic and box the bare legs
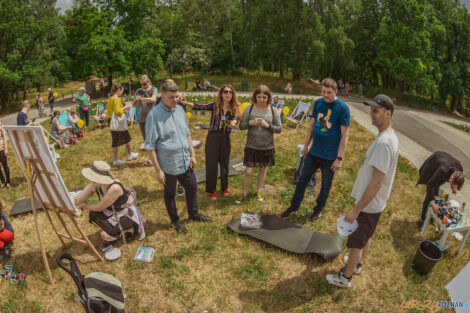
[242,166,268,196]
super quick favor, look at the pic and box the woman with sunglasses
[184,85,240,200]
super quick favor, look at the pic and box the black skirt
[111,130,131,147]
[89,211,137,237]
[243,147,275,168]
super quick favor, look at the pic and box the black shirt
[417,151,463,187]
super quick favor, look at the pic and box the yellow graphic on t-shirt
[317,109,332,132]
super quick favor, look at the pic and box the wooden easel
[5,127,104,286]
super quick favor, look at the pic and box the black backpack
[57,253,126,313]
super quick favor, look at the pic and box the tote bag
[109,99,128,131]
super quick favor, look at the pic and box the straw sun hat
[81,161,115,185]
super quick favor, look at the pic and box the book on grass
[232,163,245,172]
[134,246,155,262]
[241,213,263,229]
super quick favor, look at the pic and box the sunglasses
[142,82,148,86]
[223,90,232,94]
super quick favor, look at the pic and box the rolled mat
[10,187,84,217]
[194,157,244,183]
[226,215,344,261]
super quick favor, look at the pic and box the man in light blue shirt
[145,81,211,234]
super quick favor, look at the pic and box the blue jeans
[291,154,335,212]
[420,186,439,222]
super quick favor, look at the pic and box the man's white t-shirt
[351,129,399,213]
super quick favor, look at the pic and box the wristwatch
[336,156,343,161]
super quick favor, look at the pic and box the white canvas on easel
[4,126,104,286]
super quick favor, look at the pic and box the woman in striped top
[185,84,240,199]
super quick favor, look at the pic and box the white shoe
[127,152,138,160]
[343,256,362,275]
[113,159,126,166]
[325,269,351,288]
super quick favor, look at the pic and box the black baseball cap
[363,94,394,113]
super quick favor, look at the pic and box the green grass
[0,100,469,312]
[444,121,470,134]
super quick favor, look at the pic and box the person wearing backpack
[73,161,146,251]
[236,85,282,203]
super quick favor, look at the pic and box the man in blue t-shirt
[281,78,351,221]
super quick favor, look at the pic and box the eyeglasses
[142,82,148,86]
[223,90,232,94]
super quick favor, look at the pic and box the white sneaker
[113,159,126,166]
[343,256,362,275]
[325,268,351,288]
[127,152,138,160]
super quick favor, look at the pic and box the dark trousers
[79,107,90,126]
[164,168,199,223]
[139,122,146,140]
[205,131,231,193]
[0,151,10,184]
[291,154,335,212]
[420,185,439,221]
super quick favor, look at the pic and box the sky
[55,0,73,13]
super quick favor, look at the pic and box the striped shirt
[192,102,239,133]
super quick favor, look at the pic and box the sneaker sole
[326,278,351,288]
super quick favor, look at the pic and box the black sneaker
[310,210,322,222]
[124,232,135,243]
[176,185,185,196]
[188,214,211,222]
[173,221,188,234]
[101,241,114,253]
[281,207,298,218]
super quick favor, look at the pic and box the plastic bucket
[412,240,443,275]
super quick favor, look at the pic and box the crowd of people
[2,76,465,289]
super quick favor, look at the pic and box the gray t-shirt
[134,86,158,123]
[239,104,282,150]
[351,129,399,213]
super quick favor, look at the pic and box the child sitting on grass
[0,201,14,261]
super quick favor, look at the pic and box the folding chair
[284,101,311,129]
[96,103,104,116]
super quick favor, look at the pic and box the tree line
[1,0,470,113]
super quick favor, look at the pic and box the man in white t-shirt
[326,94,399,288]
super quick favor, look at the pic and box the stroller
[57,253,126,313]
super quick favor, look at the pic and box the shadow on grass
[390,219,421,254]
[238,255,333,312]
[11,230,103,281]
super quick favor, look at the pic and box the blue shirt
[17,111,30,126]
[309,98,350,160]
[144,103,191,175]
